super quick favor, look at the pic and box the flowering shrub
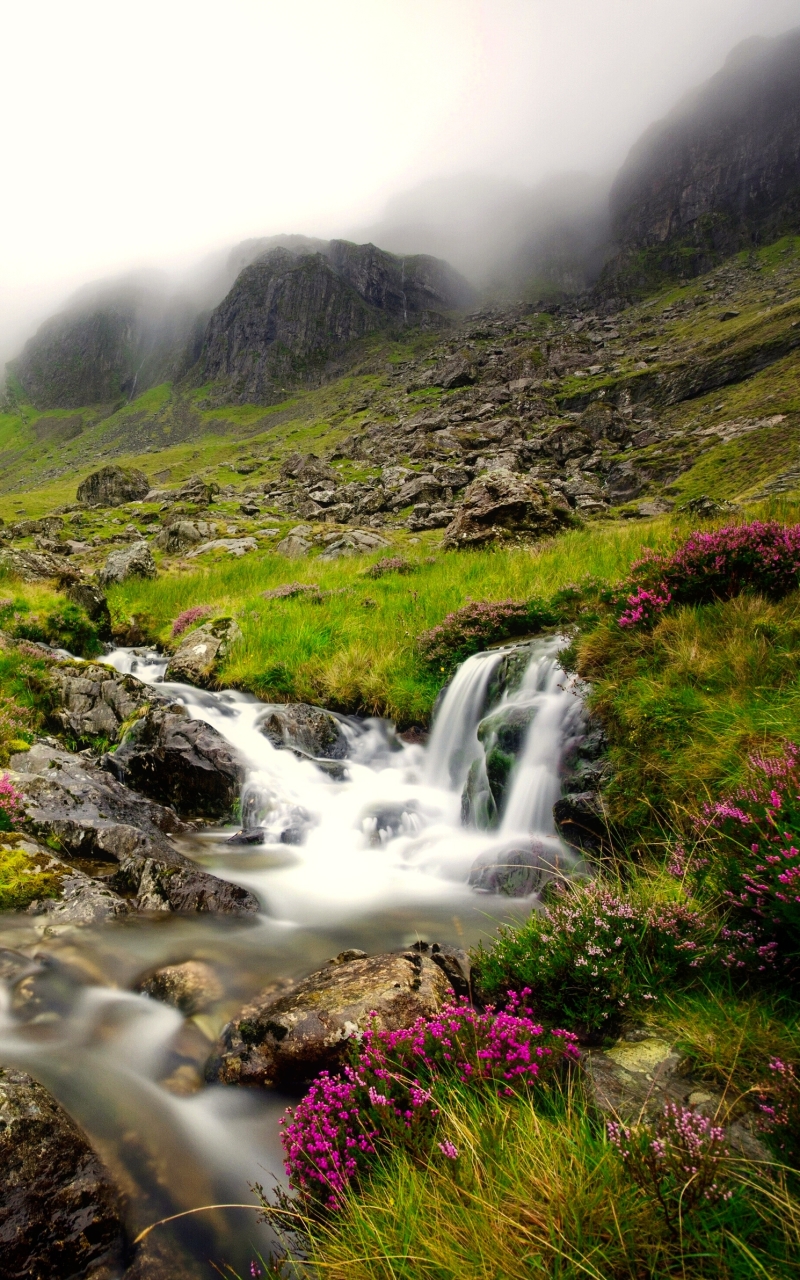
[474,882,715,1035]
[609,1103,732,1233]
[0,773,24,832]
[364,556,413,579]
[281,994,577,1209]
[756,1058,800,1159]
[695,742,800,956]
[417,597,556,673]
[618,521,800,628]
[171,605,212,638]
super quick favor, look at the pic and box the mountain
[602,29,800,294]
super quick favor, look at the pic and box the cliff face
[604,30,800,291]
[200,241,473,404]
[11,283,203,410]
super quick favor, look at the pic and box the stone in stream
[206,945,468,1089]
[164,617,242,687]
[468,841,563,897]
[105,702,245,819]
[136,960,224,1016]
[256,702,350,760]
[97,541,157,587]
[7,744,259,915]
[0,1065,127,1278]
[48,658,164,745]
[1,830,130,926]
[76,463,151,507]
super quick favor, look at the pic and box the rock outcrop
[106,702,245,818]
[48,659,161,744]
[97,542,157,586]
[77,465,151,507]
[164,617,242,687]
[443,469,574,547]
[206,946,458,1088]
[8,744,258,915]
[0,1066,127,1278]
[0,548,77,582]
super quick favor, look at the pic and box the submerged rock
[97,542,157,587]
[256,702,350,760]
[0,1066,127,1278]
[77,464,150,507]
[106,703,244,818]
[164,617,242,687]
[206,948,452,1088]
[468,840,570,897]
[8,744,258,916]
[442,469,573,548]
[137,960,224,1015]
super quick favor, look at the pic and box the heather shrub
[473,880,716,1035]
[0,774,24,832]
[619,521,800,628]
[171,605,212,638]
[756,1057,800,1160]
[608,1103,733,1234]
[363,557,413,579]
[280,994,577,1209]
[417,597,557,673]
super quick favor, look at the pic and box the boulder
[48,660,161,744]
[7,744,259,915]
[391,473,442,509]
[0,548,78,581]
[175,476,219,506]
[468,840,570,897]
[553,791,611,856]
[0,1066,127,1278]
[77,464,150,507]
[436,356,475,389]
[186,537,257,558]
[443,469,574,548]
[97,542,157,587]
[153,521,206,553]
[106,703,245,818]
[2,831,130,926]
[275,533,311,558]
[256,703,349,760]
[206,948,452,1088]
[164,617,242,688]
[280,453,337,485]
[137,960,223,1015]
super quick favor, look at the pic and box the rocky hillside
[603,29,800,294]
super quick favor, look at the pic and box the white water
[0,636,585,1274]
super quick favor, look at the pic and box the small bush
[0,774,24,832]
[281,995,577,1209]
[417,597,557,673]
[363,557,413,579]
[11,601,101,657]
[756,1057,800,1160]
[171,605,212,638]
[473,881,716,1036]
[619,521,800,628]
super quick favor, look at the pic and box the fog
[3,0,800,368]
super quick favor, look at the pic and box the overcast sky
[3,0,800,365]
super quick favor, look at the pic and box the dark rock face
[163,617,242,688]
[97,542,157,587]
[8,744,258,915]
[206,948,452,1088]
[443,469,574,548]
[65,582,112,636]
[607,31,800,284]
[48,660,160,744]
[107,703,244,818]
[0,1066,127,1278]
[77,465,151,507]
[256,702,350,760]
[201,241,473,404]
[555,719,612,855]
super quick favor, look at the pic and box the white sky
[2,0,800,364]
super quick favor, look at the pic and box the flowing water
[0,636,584,1274]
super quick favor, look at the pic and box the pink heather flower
[171,605,212,638]
[438,1140,459,1159]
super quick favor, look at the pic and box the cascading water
[0,635,585,1273]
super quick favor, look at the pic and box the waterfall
[425,649,505,791]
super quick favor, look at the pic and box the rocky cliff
[602,29,800,294]
[199,240,474,404]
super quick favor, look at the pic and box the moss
[0,842,63,910]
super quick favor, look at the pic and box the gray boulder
[8,744,259,915]
[153,521,206,553]
[97,541,157,586]
[0,548,77,581]
[106,703,245,818]
[443,469,574,548]
[275,532,311,557]
[48,660,161,744]
[0,1066,127,1278]
[256,703,349,760]
[77,464,150,507]
[164,617,242,687]
[206,947,453,1088]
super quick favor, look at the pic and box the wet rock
[553,791,610,856]
[77,464,150,507]
[7,831,131,926]
[106,703,245,819]
[206,949,451,1088]
[48,660,161,744]
[97,542,157,587]
[164,617,242,688]
[443,469,574,548]
[468,840,570,897]
[256,703,349,760]
[0,1065,127,1278]
[137,960,224,1015]
[7,744,259,916]
[0,547,78,581]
